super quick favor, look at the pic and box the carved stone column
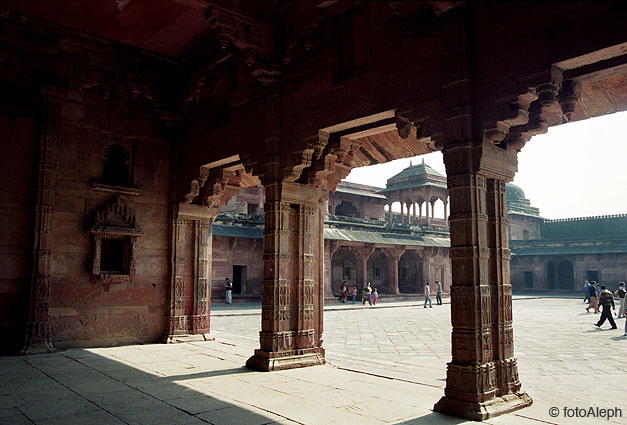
[22,85,65,354]
[353,245,374,289]
[425,201,430,225]
[385,249,403,295]
[324,240,340,298]
[246,181,326,371]
[166,205,215,343]
[434,141,531,420]
[412,199,417,224]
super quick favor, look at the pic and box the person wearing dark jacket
[595,285,617,330]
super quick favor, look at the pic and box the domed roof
[379,159,447,193]
[506,183,541,217]
[506,183,525,201]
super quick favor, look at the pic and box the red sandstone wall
[0,114,37,353]
[211,236,263,300]
[511,254,627,291]
[50,99,170,348]
[509,215,542,240]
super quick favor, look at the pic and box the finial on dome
[422,158,425,165]
[409,160,413,167]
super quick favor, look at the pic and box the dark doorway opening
[547,261,556,289]
[523,271,533,288]
[557,261,575,289]
[586,270,600,283]
[233,265,247,295]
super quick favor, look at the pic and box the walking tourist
[583,280,590,303]
[351,285,358,304]
[595,285,617,329]
[436,280,442,305]
[615,282,626,318]
[225,278,233,304]
[424,282,432,308]
[585,281,599,313]
[339,281,348,303]
[362,282,373,306]
[372,288,379,305]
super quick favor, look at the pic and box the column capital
[443,141,518,183]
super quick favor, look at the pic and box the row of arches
[330,248,448,295]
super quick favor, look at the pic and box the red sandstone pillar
[166,211,214,343]
[385,249,403,295]
[22,85,65,354]
[434,141,531,420]
[247,181,325,371]
[412,200,417,224]
[425,201,430,225]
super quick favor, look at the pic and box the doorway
[233,265,247,295]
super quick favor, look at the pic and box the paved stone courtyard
[1,297,625,424]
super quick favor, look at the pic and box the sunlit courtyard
[2,297,625,425]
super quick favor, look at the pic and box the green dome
[506,183,540,217]
[506,184,525,201]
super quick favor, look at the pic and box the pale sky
[343,110,627,219]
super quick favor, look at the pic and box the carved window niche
[91,198,142,283]
[92,134,140,196]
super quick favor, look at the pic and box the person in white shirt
[225,278,233,304]
[424,282,432,308]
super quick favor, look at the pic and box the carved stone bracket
[205,6,265,66]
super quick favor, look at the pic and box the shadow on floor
[0,348,290,425]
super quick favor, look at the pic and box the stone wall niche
[90,198,142,283]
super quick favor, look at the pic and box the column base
[165,333,214,344]
[434,391,532,421]
[246,349,325,371]
[21,341,56,355]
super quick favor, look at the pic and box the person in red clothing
[372,288,379,305]
[339,281,348,303]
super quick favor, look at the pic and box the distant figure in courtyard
[351,285,358,304]
[372,288,379,305]
[595,285,617,329]
[424,282,432,308]
[363,282,373,306]
[436,280,442,305]
[585,281,599,313]
[225,278,233,304]
[339,281,348,303]
[615,282,626,318]
[583,280,590,303]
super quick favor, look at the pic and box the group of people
[423,280,443,308]
[583,280,627,335]
[338,282,379,305]
[338,280,443,308]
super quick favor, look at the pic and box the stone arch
[331,248,358,293]
[334,200,359,217]
[398,250,420,294]
[367,250,387,292]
